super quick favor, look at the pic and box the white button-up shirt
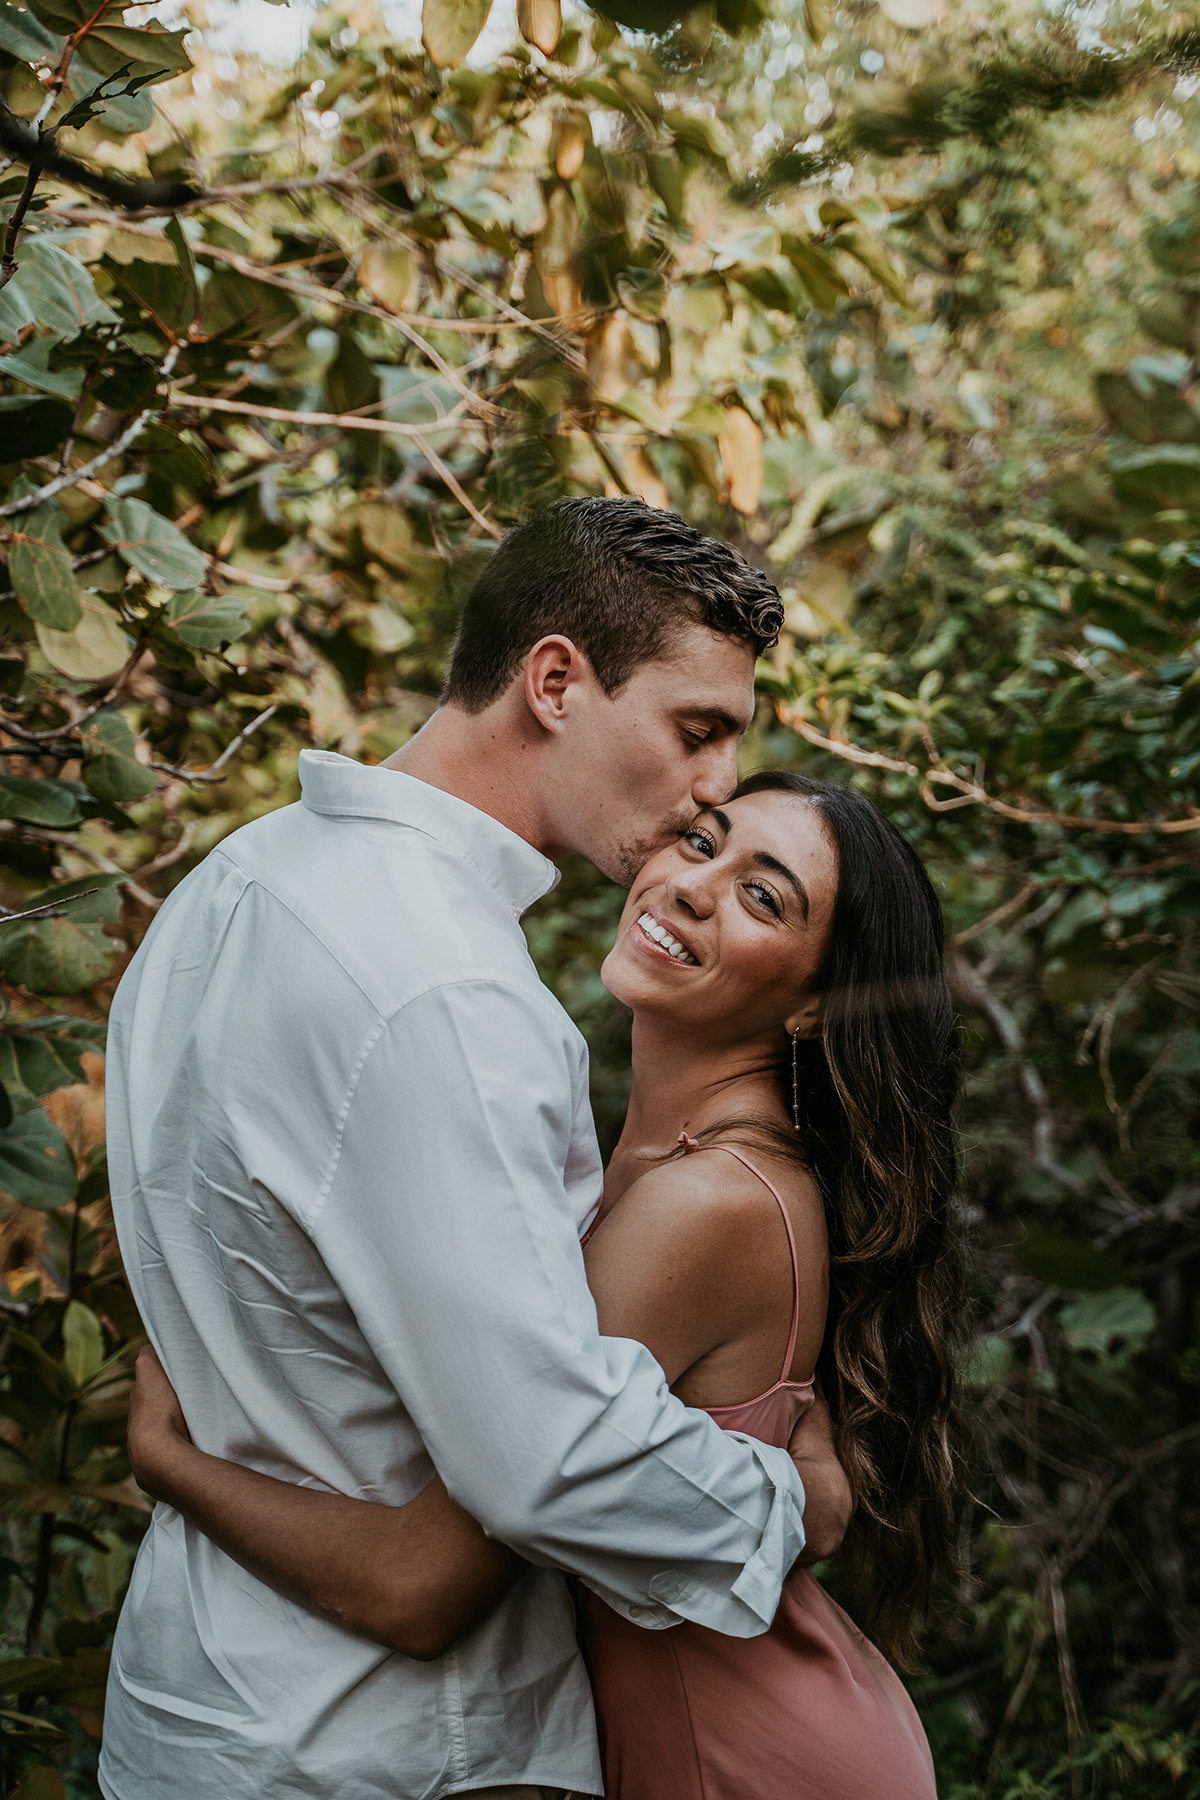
[100,751,807,1800]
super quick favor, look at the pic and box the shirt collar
[298,750,560,917]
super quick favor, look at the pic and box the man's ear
[523,635,588,732]
[785,995,825,1040]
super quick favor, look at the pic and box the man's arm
[310,978,809,1638]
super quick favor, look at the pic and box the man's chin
[601,822,692,889]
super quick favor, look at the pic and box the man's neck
[383,704,554,857]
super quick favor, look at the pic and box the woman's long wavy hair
[703,771,965,1662]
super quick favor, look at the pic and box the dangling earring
[791,1027,801,1132]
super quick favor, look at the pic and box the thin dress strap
[702,1142,802,1386]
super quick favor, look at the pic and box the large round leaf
[79,712,158,803]
[37,594,131,681]
[9,533,82,630]
[0,776,85,828]
[0,1100,77,1211]
[0,875,122,995]
[99,496,208,591]
[422,0,492,68]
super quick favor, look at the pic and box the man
[101,499,851,1800]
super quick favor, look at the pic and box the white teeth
[636,913,697,965]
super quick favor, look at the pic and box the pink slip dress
[578,1140,938,1800]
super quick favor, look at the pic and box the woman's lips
[632,909,699,966]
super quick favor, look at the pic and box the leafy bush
[0,0,1197,1794]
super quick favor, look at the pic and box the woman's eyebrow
[750,851,810,922]
[694,809,811,921]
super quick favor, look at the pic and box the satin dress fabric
[579,1142,938,1800]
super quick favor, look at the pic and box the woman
[127,771,963,1800]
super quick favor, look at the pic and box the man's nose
[691,738,739,807]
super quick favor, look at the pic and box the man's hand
[787,1389,854,1568]
[127,1343,192,1502]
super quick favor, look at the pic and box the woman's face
[601,790,839,1045]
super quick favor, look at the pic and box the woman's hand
[127,1343,194,1502]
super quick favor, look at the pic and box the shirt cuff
[580,1440,807,1640]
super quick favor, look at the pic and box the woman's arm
[126,1346,523,1660]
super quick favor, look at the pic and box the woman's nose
[667,865,716,919]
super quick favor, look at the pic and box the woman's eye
[747,882,781,915]
[681,828,715,857]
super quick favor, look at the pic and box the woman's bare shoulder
[611,1141,824,1249]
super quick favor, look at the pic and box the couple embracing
[101,498,962,1800]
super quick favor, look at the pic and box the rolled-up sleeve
[310,977,807,1638]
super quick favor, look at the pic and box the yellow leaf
[421,0,492,68]
[553,111,588,180]
[625,448,670,510]
[358,244,418,315]
[517,0,560,56]
[718,407,763,516]
[36,594,130,682]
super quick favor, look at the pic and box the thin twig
[0,344,181,520]
[168,390,474,439]
[782,709,1200,836]
[148,705,279,785]
[0,887,99,924]
[408,434,502,540]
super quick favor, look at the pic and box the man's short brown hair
[442,497,784,713]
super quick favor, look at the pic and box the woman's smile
[632,909,700,966]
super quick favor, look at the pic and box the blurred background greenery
[0,0,1198,1793]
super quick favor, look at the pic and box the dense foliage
[0,0,1198,1794]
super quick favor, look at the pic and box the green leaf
[0,777,85,828]
[0,336,85,400]
[0,1081,11,1130]
[74,20,192,84]
[9,239,119,339]
[1060,1288,1157,1362]
[1095,363,1200,445]
[37,593,131,682]
[105,254,194,337]
[0,1015,105,1097]
[962,1333,1015,1388]
[0,272,36,344]
[1015,1231,1124,1292]
[79,711,157,804]
[162,588,249,649]
[0,2,61,58]
[62,1300,104,1389]
[0,1658,60,1696]
[99,497,208,591]
[58,61,156,136]
[421,0,492,68]
[1111,445,1200,510]
[0,394,75,458]
[25,0,121,31]
[0,876,122,994]
[199,268,295,344]
[8,535,83,631]
[0,1100,77,1211]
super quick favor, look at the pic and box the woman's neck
[608,1014,789,1195]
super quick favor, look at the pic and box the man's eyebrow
[686,707,749,737]
[693,808,811,921]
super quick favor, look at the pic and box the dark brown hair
[710,771,965,1661]
[442,497,784,713]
